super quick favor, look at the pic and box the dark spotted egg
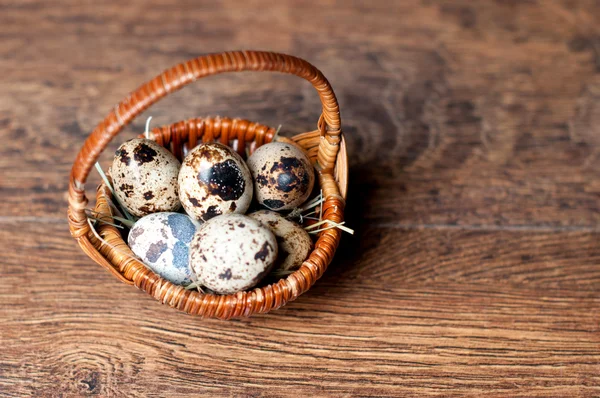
[189,214,277,294]
[178,143,253,222]
[111,138,181,217]
[127,212,197,286]
[248,210,312,272]
[247,142,315,211]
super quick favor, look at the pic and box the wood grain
[2,0,600,396]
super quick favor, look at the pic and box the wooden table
[2,1,600,396]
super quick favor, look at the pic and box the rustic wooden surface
[2,0,600,396]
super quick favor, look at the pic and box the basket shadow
[302,163,379,296]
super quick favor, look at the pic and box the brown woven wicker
[68,51,347,319]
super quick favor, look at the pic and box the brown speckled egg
[189,214,277,294]
[247,142,315,211]
[178,143,253,222]
[248,210,312,272]
[111,138,181,217]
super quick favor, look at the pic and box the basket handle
[68,51,342,233]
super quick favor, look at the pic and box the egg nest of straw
[89,128,349,295]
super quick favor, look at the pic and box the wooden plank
[4,221,600,293]
[1,222,599,395]
[2,0,600,228]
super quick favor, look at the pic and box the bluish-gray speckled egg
[111,138,181,217]
[247,142,315,211]
[127,212,196,285]
[178,143,253,222]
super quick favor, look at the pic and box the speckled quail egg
[127,212,197,285]
[247,142,315,211]
[248,210,312,272]
[189,214,277,294]
[111,138,181,217]
[178,143,253,222]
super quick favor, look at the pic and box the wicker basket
[68,51,347,319]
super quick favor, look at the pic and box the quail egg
[127,212,197,285]
[189,214,277,294]
[178,143,253,222]
[111,138,181,217]
[248,210,312,272]
[247,142,315,211]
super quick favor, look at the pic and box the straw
[145,116,153,139]
[94,162,135,222]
